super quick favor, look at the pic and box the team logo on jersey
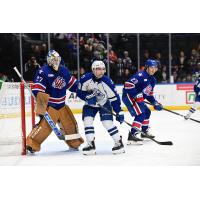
[93,88,105,100]
[143,85,152,95]
[52,76,66,89]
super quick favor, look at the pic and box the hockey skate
[141,130,155,139]
[82,141,96,155]
[127,132,143,145]
[112,136,125,154]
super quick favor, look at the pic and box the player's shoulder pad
[150,75,157,84]
[102,75,114,85]
[38,65,47,76]
[154,76,157,83]
[80,72,92,83]
[128,72,142,83]
[59,65,70,74]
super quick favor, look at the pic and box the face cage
[48,56,61,71]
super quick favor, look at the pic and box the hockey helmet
[47,50,61,71]
[145,59,158,68]
[91,60,106,78]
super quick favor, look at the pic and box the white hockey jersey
[77,72,122,113]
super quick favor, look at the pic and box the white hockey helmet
[91,60,106,78]
[47,50,61,71]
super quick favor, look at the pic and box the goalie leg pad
[58,105,84,148]
[35,92,50,116]
[26,106,59,152]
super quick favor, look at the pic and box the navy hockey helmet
[145,59,158,68]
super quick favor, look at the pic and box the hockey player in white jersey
[77,60,125,155]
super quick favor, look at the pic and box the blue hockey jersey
[32,64,77,109]
[123,70,157,104]
[194,77,200,102]
[77,72,122,113]
[194,77,200,96]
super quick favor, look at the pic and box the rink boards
[64,83,196,113]
[0,82,197,119]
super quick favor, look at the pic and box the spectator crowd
[0,33,200,84]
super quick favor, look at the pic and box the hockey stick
[98,104,173,145]
[144,101,200,123]
[13,67,64,140]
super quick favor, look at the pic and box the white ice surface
[0,110,200,166]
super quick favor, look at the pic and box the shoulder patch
[130,78,138,84]
[138,73,142,77]
[39,69,43,74]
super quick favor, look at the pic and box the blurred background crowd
[0,33,200,84]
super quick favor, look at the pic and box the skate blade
[127,140,143,145]
[112,148,125,155]
[82,150,96,155]
[141,137,151,141]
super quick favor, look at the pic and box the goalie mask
[91,60,106,79]
[47,50,61,71]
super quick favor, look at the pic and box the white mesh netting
[0,82,32,155]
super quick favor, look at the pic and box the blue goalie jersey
[32,64,78,109]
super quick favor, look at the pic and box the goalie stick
[98,104,173,145]
[13,67,64,140]
[144,101,200,124]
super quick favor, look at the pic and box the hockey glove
[86,93,97,105]
[153,101,163,111]
[116,111,124,124]
[134,93,144,103]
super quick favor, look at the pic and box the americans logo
[52,76,66,89]
[143,85,152,95]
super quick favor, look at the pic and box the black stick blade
[149,137,173,145]
[159,141,173,145]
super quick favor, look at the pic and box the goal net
[0,82,35,156]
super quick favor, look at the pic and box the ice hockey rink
[0,110,200,166]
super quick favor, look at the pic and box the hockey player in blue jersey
[184,72,200,120]
[77,60,125,155]
[122,59,163,145]
[26,50,84,153]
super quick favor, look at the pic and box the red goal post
[20,82,35,155]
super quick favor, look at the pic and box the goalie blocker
[26,92,83,152]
